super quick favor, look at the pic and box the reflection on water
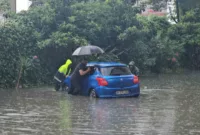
[0,73,200,135]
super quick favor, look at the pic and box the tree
[147,0,168,11]
[0,20,39,87]
[182,8,200,23]
[0,0,10,19]
[1,0,200,88]
[0,0,10,12]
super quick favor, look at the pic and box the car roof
[87,62,127,67]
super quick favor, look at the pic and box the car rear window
[100,66,132,76]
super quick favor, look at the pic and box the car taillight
[133,76,139,84]
[96,77,108,86]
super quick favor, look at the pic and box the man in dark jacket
[68,58,91,95]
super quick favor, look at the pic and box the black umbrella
[72,45,104,56]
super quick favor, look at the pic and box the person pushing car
[68,58,91,95]
[54,59,72,91]
[129,60,139,76]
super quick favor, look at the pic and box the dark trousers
[68,78,81,95]
[54,71,66,91]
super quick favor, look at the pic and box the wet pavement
[0,73,200,135]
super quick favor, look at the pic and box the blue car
[64,62,140,98]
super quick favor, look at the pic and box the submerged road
[0,73,200,135]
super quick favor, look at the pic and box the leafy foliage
[0,21,38,87]
[0,0,200,88]
[0,0,10,12]
[147,0,168,11]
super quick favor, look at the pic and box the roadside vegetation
[0,0,200,88]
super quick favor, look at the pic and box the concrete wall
[0,13,4,21]
[10,0,16,12]
[167,0,176,24]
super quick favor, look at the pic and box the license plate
[116,90,129,95]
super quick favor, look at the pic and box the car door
[80,66,95,95]
[81,67,99,96]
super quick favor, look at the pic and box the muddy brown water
[0,73,200,135]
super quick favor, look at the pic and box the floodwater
[1,73,200,135]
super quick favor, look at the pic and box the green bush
[1,0,200,88]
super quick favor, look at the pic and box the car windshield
[100,66,132,76]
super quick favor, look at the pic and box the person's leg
[68,78,75,94]
[72,81,81,95]
[68,85,74,94]
[61,82,65,91]
[61,74,67,91]
[54,81,60,91]
[54,72,61,91]
[54,72,64,91]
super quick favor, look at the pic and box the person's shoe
[72,92,78,95]
[72,91,79,95]
[68,91,73,94]
[55,88,59,91]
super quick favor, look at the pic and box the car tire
[90,89,97,98]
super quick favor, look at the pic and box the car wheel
[90,89,97,98]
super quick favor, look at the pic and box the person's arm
[66,64,72,76]
[79,67,91,76]
[135,66,139,76]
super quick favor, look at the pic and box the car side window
[95,66,101,72]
